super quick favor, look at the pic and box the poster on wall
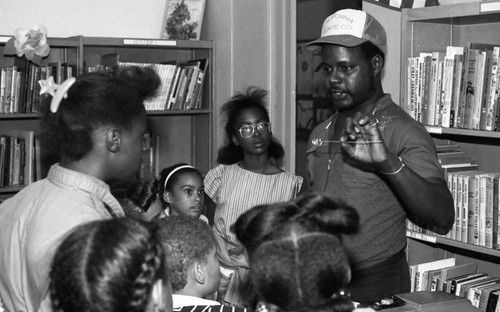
[161,0,206,40]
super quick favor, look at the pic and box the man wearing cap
[304,9,454,303]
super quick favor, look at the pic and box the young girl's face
[232,107,271,156]
[165,172,204,218]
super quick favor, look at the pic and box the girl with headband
[159,163,208,223]
[0,66,161,312]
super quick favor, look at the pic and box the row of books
[408,142,500,249]
[408,167,500,249]
[89,54,209,111]
[410,258,500,311]
[0,61,76,114]
[0,130,36,188]
[406,43,500,131]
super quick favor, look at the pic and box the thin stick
[312,140,382,146]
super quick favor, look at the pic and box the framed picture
[161,0,206,40]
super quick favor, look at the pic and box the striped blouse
[204,163,303,246]
[204,163,303,308]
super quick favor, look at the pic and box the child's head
[40,66,160,181]
[159,163,204,218]
[157,215,219,298]
[217,86,285,165]
[49,218,172,312]
[120,178,166,222]
[233,193,360,312]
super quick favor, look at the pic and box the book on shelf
[455,273,489,297]
[424,51,445,126]
[466,277,500,306]
[449,46,465,128]
[494,175,500,249]
[0,129,35,188]
[439,262,477,293]
[485,289,500,312]
[471,48,488,130]
[478,283,500,310]
[166,65,182,110]
[480,173,500,248]
[191,58,208,109]
[438,151,476,170]
[462,47,479,129]
[481,46,500,131]
[416,53,432,123]
[410,257,456,292]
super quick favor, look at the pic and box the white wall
[0,0,166,38]
[203,0,295,171]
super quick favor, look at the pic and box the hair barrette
[39,76,76,113]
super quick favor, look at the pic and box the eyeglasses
[238,122,272,138]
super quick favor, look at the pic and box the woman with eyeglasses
[204,86,304,310]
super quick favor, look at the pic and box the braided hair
[49,218,166,312]
[233,193,360,312]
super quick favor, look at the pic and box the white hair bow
[38,76,76,113]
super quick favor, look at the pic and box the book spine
[472,51,487,130]
[462,173,470,243]
[479,175,488,246]
[486,175,495,248]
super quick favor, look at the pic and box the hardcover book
[161,0,206,40]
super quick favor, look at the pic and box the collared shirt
[172,294,220,308]
[0,164,124,312]
[306,95,444,269]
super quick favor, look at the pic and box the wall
[0,0,166,38]
[203,0,295,171]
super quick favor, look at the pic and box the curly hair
[120,178,159,219]
[49,218,166,312]
[233,193,360,312]
[40,66,160,163]
[217,86,285,164]
[156,215,216,292]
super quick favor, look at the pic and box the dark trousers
[347,248,411,304]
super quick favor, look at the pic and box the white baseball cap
[306,9,387,55]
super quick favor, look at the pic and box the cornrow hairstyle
[158,163,202,207]
[49,218,166,312]
[216,86,285,164]
[121,178,159,219]
[40,66,161,164]
[233,193,360,312]
[156,215,216,293]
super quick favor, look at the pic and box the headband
[39,76,76,113]
[163,165,194,190]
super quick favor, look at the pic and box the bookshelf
[0,35,214,197]
[364,0,500,294]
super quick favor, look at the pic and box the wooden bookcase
[0,35,214,199]
[365,1,500,280]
